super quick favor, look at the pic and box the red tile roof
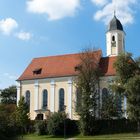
[17,50,116,81]
[99,56,116,76]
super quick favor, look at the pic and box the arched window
[102,88,109,103]
[75,88,81,112]
[115,94,122,112]
[42,89,48,109]
[102,88,108,97]
[59,88,65,111]
[25,90,30,111]
[112,35,115,42]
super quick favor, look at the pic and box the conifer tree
[14,96,30,134]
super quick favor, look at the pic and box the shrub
[96,119,137,134]
[0,104,18,138]
[47,112,65,135]
[47,112,79,136]
[65,119,79,135]
[34,120,47,135]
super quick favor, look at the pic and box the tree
[101,93,123,119]
[13,96,30,134]
[126,75,140,131]
[0,85,17,104]
[112,53,140,131]
[75,48,101,135]
[47,112,66,135]
[0,104,17,139]
[112,53,137,92]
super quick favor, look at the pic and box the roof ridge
[33,49,102,60]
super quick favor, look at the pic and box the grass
[23,133,140,140]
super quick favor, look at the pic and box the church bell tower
[106,14,125,56]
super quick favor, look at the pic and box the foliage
[0,85,17,104]
[95,119,137,134]
[34,120,47,135]
[112,53,140,131]
[47,112,79,136]
[64,119,79,135]
[75,48,101,135]
[126,76,140,120]
[0,104,17,138]
[101,93,123,119]
[47,112,66,135]
[13,96,30,134]
[113,53,137,84]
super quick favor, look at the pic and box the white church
[17,15,127,120]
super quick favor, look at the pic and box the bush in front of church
[34,120,47,135]
[47,112,65,135]
[47,112,79,136]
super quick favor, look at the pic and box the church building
[17,15,126,120]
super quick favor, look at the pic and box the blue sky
[0,0,139,89]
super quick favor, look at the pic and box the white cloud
[93,0,137,25]
[0,18,18,35]
[3,73,17,80]
[26,0,80,20]
[0,17,32,40]
[91,0,108,6]
[15,31,32,41]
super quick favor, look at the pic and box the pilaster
[50,80,55,112]
[16,81,21,106]
[34,80,39,110]
[67,78,72,119]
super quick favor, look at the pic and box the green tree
[0,104,17,139]
[126,75,140,131]
[101,93,123,119]
[75,48,101,135]
[47,112,66,135]
[0,85,17,104]
[13,96,30,134]
[112,53,140,131]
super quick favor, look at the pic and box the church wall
[20,76,77,120]
[19,75,124,120]
[21,80,36,120]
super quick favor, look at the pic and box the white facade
[106,30,125,56]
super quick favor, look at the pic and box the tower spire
[106,13,125,56]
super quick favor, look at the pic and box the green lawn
[23,133,140,140]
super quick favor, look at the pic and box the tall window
[75,88,81,112]
[116,94,122,112]
[112,35,115,42]
[102,88,110,108]
[59,88,65,111]
[111,35,116,55]
[42,89,48,109]
[25,90,30,111]
[102,88,109,103]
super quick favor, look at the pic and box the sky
[0,0,140,89]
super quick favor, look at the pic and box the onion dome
[108,15,123,31]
